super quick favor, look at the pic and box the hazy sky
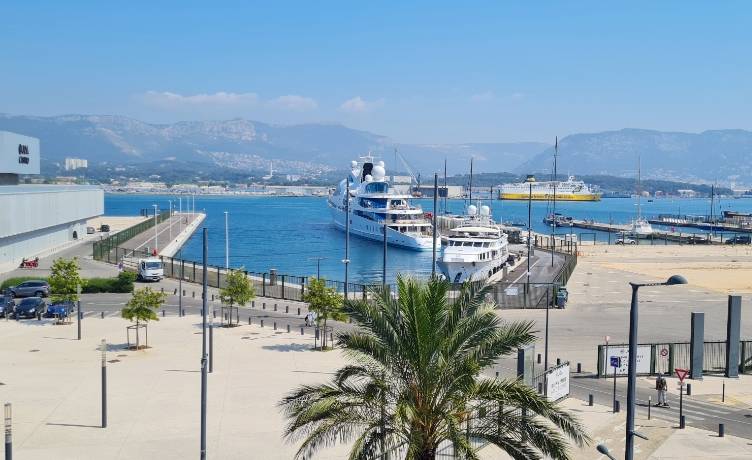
[1,1,750,143]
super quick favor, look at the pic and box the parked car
[615,235,637,245]
[13,297,46,318]
[0,294,14,318]
[8,280,50,298]
[45,301,74,319]
[100,224,110,232]
[86,226,96,234]
[725,235,752,245]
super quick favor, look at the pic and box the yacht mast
[637,154,642,221]
[551,136,558,267]
[469,157,474,202]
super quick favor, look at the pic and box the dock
[569,219,727,244]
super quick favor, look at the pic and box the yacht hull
[329,203,434,251]
[438,258,506,283]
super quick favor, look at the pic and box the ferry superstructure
[438,205,509,283]
[327,156,434,251]
[498,176,601,201]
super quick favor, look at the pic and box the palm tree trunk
[323,316,328,349]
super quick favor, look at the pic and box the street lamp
[625,275,687,459]
[525,175,535,287]
[308,257,327,279]
[168,200,173,242]
[224,211,229,269]
[343,180,351,300]
[152,204,158,254]
[596,444,616,460]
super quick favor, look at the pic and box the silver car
[9,280,50,298]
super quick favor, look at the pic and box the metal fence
[93,211,171,260]
[597,340,752,377]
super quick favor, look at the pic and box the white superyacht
[327,156,434,250]
[438,205,510,283]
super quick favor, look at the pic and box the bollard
[537,353,541,364]
[162,310,165,317]
[680,415,685,429]
[577,362,582,373]
[252,301,255,309]
[719,423,725,437]
[285,305,289,314]
[211,294,214,301]
[212,310,216,318]
[274,322,277,330]
[182,289,186,296]
[274,303,278,311]
[174,288,177,295]
[287,324,290,333]
[192,291,195,298]
[614,400,620,413]
[722,382,726,402]
[538,382,543,394]
[297,307,300,316]
[495,371,499,378]
[330,332,334,343]
[588,394,594,406]
[248,316,251,325]
[101,311,104,319]
[686,383,692,396]
[556,358,561,366]
[301,327,304,335]
[648,396,652,420]
[261,319,264,328]
[37,312,41,321]
[263,302,266,310]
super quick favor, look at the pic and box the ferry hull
[329,203,434,251]
[499,192,601,202]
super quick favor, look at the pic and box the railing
[93,211,171,260]
[596,340,752,378]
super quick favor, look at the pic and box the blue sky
[1,1,750,143]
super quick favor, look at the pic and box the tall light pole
[526,175,535,287]
[382,217,388,290]
[343,180,351,300]
[224,211,229,269]
[152,204,158,254]
[308,257,326,279]
[200,228,208,459]
[168,200,173,242]
[624,275,687,460]
[432,173,438,277]
[551,137,558,267]
[178,196,182,235]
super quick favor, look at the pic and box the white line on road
[510,258,540,284]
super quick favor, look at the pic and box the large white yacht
[438,205,510,283]
[327,156,434,251]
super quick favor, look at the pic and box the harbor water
[105,194,752,283]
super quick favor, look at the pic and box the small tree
[121,287,166,349]
[219,268,255,327]
[48,258,85,304]
[302,278,345,350]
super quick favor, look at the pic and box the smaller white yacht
[438,205,510,283]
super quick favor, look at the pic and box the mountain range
[1,114,751,185]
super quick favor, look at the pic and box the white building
[0,131,103,271]
[64,157,88,170]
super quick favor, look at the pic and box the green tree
[280,276,589,459]
[48,258,85,304]
[219,268,255,327]
[121,287,167,349]
[302,278,345,350]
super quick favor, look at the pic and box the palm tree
[279,275,589,460]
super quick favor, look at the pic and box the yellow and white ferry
[498,176,601,201]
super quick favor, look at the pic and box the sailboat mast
[469,157,473,202]
[637,155,642,221]
[443,158,447,214]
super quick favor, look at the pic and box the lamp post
[343,180,351,300]
[432,173,438,277]
[4,403,11,460]
[178,196,182,235]
[382,218,387,290]
[168,200,173,242]
[224,211,229,269]
[101,338,107,428]
[152,204,158,254]
[625,275,687,460]
[308,257,326,279]
[525,175,535,288]
[200,228,208,459]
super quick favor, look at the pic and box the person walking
[656,375,669,407]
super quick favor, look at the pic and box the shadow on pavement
[261,342,313,352]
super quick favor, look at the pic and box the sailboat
[631,155,653,235]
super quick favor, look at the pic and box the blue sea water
[104,194,752,283]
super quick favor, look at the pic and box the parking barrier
[287,324,290,333]
[719,423,724,437]
[588,394,593,406]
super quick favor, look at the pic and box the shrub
[82,272,136,294]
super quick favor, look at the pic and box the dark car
[13,297,46,319]
[725,235,752,245]
[100,224,110,232]
[0,295,14,318]
[8,280,50,298]
[45,301,74,319]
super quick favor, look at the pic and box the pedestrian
[656,375,669,407]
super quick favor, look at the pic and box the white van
[138,258,164,282]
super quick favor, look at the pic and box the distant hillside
[0,114,543,176]
[517,129,752,184]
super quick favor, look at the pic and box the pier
[569,219,729,244]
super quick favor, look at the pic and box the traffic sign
[675,368,689,382]
[610,356,621,368]
[660,348,669,357]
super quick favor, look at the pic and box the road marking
[133,215,184,251]
[510,258,540,284]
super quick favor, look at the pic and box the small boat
[543,213,574,227]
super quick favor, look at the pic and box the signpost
[611,356,621,412]
[675,368,689,427]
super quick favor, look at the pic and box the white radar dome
[377,160,385,167]
[371,165,386,181]
[467,205,477,216]
[350,161,358,168]
[364,174,373,182]
[480,205,491,216]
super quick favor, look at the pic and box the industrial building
[0,131,103,271]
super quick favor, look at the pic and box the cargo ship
[498,175,601,201]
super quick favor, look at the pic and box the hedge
[1,272,136,294]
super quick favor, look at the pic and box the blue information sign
[610,356,621,368]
